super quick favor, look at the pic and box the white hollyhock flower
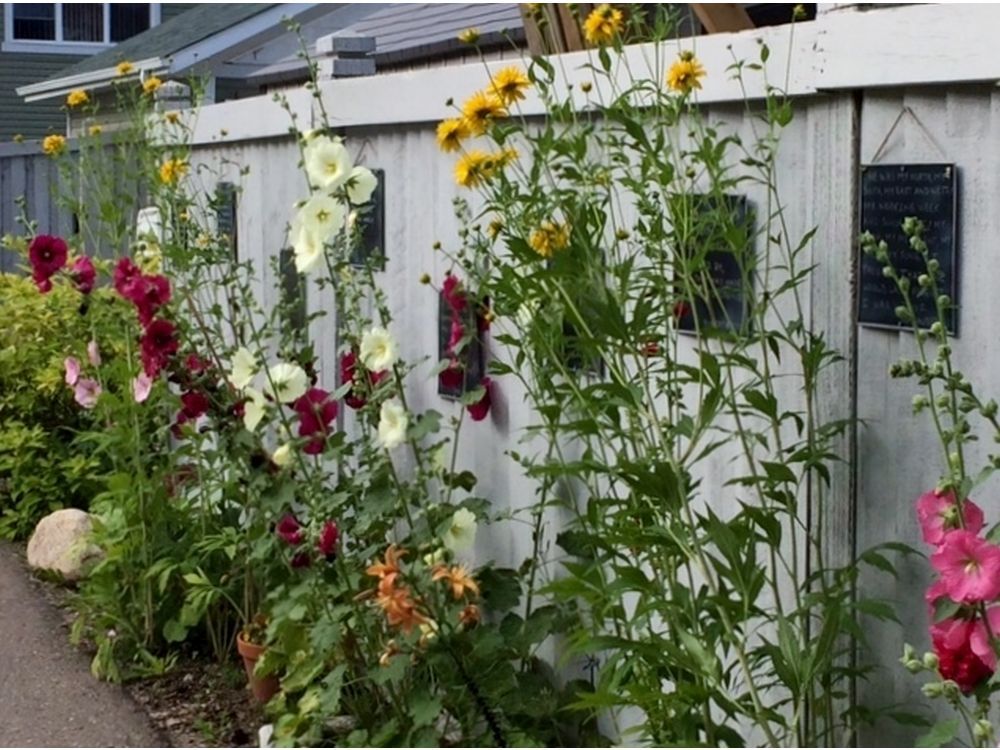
[360,326,398,373]
[346,166,378,205]
[292,224,324,273]
[377,399,408,449]
[264,362,308,404]
[229,346,258,390]
[304,135,352,191]
[443,508,477,553]
[272,443,293,467]
[243,387,268,431]
[294,193,346,241]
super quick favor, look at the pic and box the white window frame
[2,3,161,54]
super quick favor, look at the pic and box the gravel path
[0,542,166,747]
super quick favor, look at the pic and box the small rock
[26,509,103,581]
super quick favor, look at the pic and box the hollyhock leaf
[915,719,959,748]
[409,410,441,440]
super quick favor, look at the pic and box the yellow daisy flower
[116,60,135,76]
[454,150,498,189]
[457,27,480,44]
[461,90,507,135]
[159,158,188,185]
[529,221,571,258]
[142,76,163,95]
[583,4,623,46]
[667,51,706,94]
[66,89,89,108]
[165,111,181,124]
[42,134,67,156]
[88,125,103,136]
[489,66,531,105]
[436,117,470,153]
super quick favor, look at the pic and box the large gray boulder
[26,509,102,581]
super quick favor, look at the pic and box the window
[4,4,160,52]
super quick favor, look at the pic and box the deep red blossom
[70,256,96,294]
[317,520,339,560]
[294,387,338,455]
[442,274,468,314]
[180,390,210,419]
[291,552,312,569]
[467,377,492,422]
[931,617,995,693]
[113,257,142,297]
[439,360,465,391]
[672,300,691,320]
[126,274,172,325]
[140,319,179,377]
[276,514,304,546]
[185,354,210,374]
[29,235,68,293]
[340,351,385,409]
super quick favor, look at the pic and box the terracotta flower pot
[236,632,280,703]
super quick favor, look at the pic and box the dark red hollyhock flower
[341,351,386,409]
[70,256,96,294]
[672,300,691,320]
[129,274,172,326]
[291,552,312,569]
[180,390,210,419]
[113,257,142,297]
[294,387,338,455]
[439,360,464,391]
[932,618,994,694]
[317,520,339,560]
[185,354,210,374]
[140,319,179,377]
[442,274,468,314]
[28,235,68,293]
[171,411,192,439]
[467,377,492,422]
[276,514,304,546]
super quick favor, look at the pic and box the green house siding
[0,3,197,142]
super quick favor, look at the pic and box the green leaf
[915,718,959,748]
[162,619,188,643]
[408,692,442,729]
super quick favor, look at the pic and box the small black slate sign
[351,169,385,269]
[859,163,958,333]
[437,293,484,398]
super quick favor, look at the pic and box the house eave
[17,57,168,102]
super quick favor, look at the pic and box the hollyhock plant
[930,530,1000,604]
[140,319,179,376]
[294,387,337,455]
[70,256,96,294]
[467,377,492,422]
[276,514,304,546]
[931,617,995,693]
[73,378,102,409]
[317,520,339,560]
[917,489,984,546]
[29,235,68,292]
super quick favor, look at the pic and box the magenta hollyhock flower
[180,391,210,419]
[917,490,985,546]
[317,520,339,560]
[70,256,96,294]
[467,377,492,422]
[73,377,101,409]
[926,578,951,617]
[126,274,171,326]
[931,616,995,693]
[931,530,1000,604]
[113,257,141,298]
[133,372,153,403]
[442,274,468,314]
[64,356,81,386]
[140,319,179,377]
[439,359,464,391]
[294,387,337,455]
[28,235,68,292]
[87,339,101,367]
[276,514,304,546]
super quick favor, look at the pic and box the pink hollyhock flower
[64,356,81,386]
[276,514,304,546]
[133,372,153,403]
[294,387,337,455]
[87,339,101,366]
[113,257,141,298]
[28,235,68,293]
[439,359,464,391]
[926,578,951,618]
[969,607,1000,672]
[70,256,96,294]
[931,530,1000,604]
[317,520,339,560]
[917,490,985,546]
[467,377,492,422]
[140,319,179,377]
[73,377,101,409]
[442,274,468,314]
[180,391,210,419]
[931,616,995,693]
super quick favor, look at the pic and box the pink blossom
[133,372,153,403]
[64,356,80,386]
[931,530,1000,604]
[917,490,984,546]
[87,339,101,367]
[969,607,1000,672]
[73,377,101,409]
[926,578,951,618]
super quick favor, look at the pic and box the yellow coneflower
[489,66,531,105]
[116,60,135,76]
[142,76,162,95]
[66,89,89,108]
[454,150,499,189]
[88,125,103,136]
[529,221,571,258]
[42,134,67,156]
[164,111,181,125]
[583,4,623,46]
[457,27,480,44]
[159,158,188,185]
[666,51,706,94]
[461,90,507,136]
[435,117,470,153]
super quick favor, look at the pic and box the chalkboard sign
[675,194,754,335]
[215,182,237,260]
[859,164,958,333]
[279,248,307,337]
[351,169,385,270]
[437,294,484,398]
